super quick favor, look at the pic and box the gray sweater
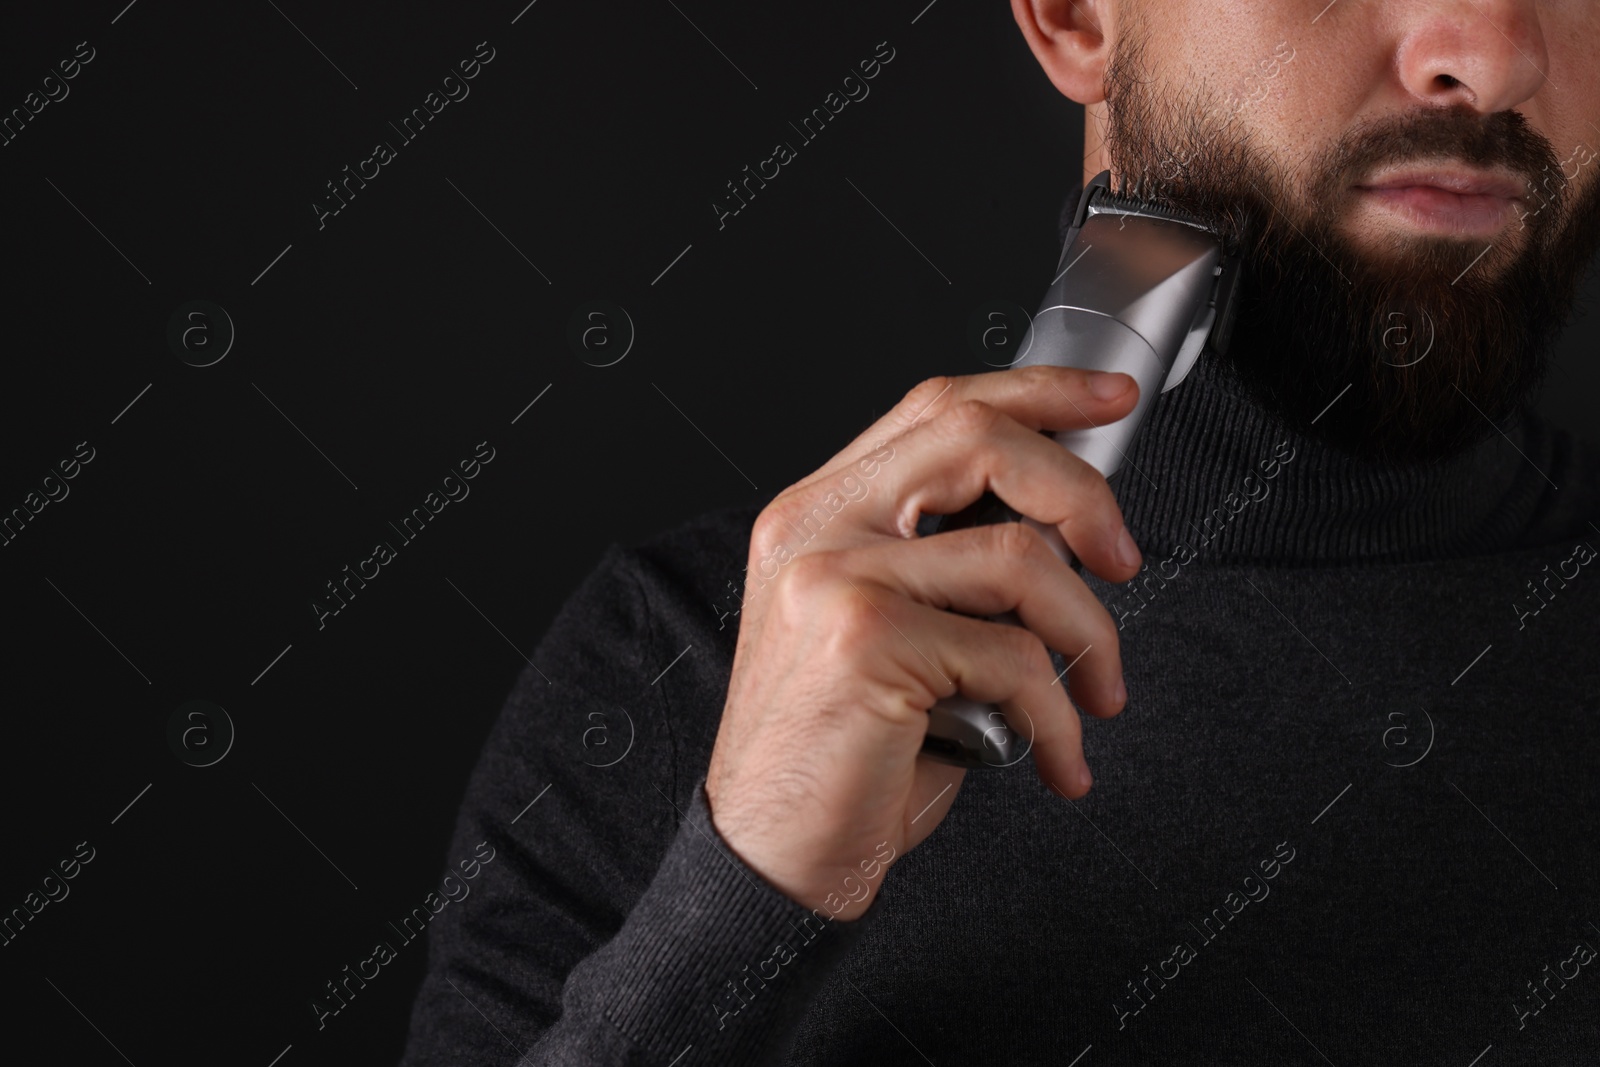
[396,344,1600,1065]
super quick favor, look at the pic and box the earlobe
[1011,0,1114,104]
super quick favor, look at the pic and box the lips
[1353,166,1528,234]
[1359,167,1527,199]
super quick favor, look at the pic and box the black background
[1,2,1595,1065]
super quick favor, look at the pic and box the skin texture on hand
[706,366,1142,919]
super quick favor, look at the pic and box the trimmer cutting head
[1057,169,1245,379]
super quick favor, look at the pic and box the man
[399,1,1600,1063]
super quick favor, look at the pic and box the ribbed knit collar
[1111,351,1557,564]
[1054,184,1565,565]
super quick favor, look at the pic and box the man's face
[1094,0,1600,463]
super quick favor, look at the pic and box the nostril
[1436,74,1461,89]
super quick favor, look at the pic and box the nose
[1394,0,1549,114]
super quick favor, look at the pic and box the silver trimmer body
[920,171,1241,769]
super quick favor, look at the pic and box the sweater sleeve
[395,544,880,1066]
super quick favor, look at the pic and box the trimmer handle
[918,172,1232,769]
[918,491,1076,768]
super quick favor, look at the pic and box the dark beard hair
[1099,26,1600,464]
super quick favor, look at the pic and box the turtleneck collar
[1054,181,1575,566]
[1110,351,1565,564]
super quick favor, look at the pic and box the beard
[1099,28,1600,464]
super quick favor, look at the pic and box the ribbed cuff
[581,778,879,1064]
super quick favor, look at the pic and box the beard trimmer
[920,169,1242,768]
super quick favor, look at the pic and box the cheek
[1148,3,1347,161]
[1544,5,1600,123]
[1530,81,1600,190]
[1153,2,1298,84]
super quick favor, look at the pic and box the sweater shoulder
[517,501,764,781]
[525,502,760,688]
[623,500,766,638]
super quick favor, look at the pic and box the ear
[1010,0,1115,104]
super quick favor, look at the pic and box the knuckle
[944,398,1000,437]
[1003,625,1050,679]
[751,498,788,540]
[901,375,955,420]
[781,549,836,597]
[770,553,848,631]
[1019,363,1063,391]
[751,495,803,559]
[829,580,890,643]
[990,520,1047,566]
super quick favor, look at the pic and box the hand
[704,366,1143,920]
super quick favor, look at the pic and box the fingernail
[1079,763,1093,791]
[1114,677,1127,707]
[1087,371,1133,400]
[1115,524,1141,569]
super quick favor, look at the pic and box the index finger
[800,366,1139,500]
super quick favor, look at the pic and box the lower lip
[1355,185,1520,234]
